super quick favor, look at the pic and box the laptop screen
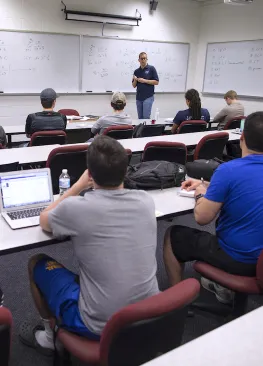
[240,119,245,132]
[0,171,52,209]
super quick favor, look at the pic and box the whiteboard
[0,31,80,93]
[203,40,263,97]
[82,37,189,93]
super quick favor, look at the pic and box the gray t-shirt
[48,189,159,335]
[0,126,7,147]
[91,112,132,135]
[213,102,245,129]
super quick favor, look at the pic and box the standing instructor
[132,52,159,119]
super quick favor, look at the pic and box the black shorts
[170,225,256,276]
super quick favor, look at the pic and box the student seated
[164,112,263,304]
[0,125,7,147]
[90,91,132,137]
[171,89,210,134]
[19,136,159,354]
[25,88,67,137]
[213,90,244,130]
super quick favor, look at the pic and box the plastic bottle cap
[62,169,68,174]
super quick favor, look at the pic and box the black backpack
[124,160,186,190]
[133,122,145,138]
[186,158,224,181]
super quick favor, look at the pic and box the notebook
[0,169,53,229]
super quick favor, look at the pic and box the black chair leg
[232,292,249,319]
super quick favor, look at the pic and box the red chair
[58,109,80,116]
[193,250,263,319]
[0,307,12,366]
[46,144,88,194]
[177,120,207,134]
[142,141,187,165]
[54,279,200,366]
[223,116,246,130]
[29,130,67,147]
[103,125,134,140]
[193,132,229,160]
[0,144,3,149]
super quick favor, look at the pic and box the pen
[201,177,205,186]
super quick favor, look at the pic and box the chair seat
[58,328,100,363]
[194,262,261,294]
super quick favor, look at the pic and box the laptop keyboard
[7,207,46,220]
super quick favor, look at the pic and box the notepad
[179,189,195,198]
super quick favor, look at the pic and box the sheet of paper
[178,189,195,198]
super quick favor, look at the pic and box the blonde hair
[224,90,238,100]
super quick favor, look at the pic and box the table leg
[7,134,12,148]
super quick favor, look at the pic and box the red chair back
[194,132,229,160]
[29,130,67,147]
[103,125,134,140]
[46,144,88,194]
[58,109,80,116]
[57,278,200,366]
[142,141,187,165]
[256,250,263,291]
[224,116,246,130]
[177,120,207,134]
[0,144,3,149]
[0,307,12,366]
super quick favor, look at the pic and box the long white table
[142,306,263,366]
[0,187,194,255]
[0,130,240,165]
[4,118,173,147]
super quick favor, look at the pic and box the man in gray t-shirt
[91,91,132,136]
[20,136,159,353]
[213,90,245,130]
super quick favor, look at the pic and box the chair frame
[29,130,67,147]
[103,125,134,140]
[193,132,229,160]
[177,120,207,134]
[223,116,246,130]
[142,141,187,165]
[58,109,80,116]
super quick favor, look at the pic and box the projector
[224,0,253,4]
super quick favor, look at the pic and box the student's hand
[137,78,146,83]
[75,170,94,191]
[181,178,202,191]
[195,184,207,196]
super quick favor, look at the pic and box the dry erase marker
[86,91,93,93]
[106,90,112,93]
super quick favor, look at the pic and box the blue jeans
[136,96,154,119]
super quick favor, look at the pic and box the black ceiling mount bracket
[61,2,142,27]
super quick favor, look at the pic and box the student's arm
[213,107,228,123]
[91,118,102,136]
[25,115,32,137]
[40,170,93,232]
[193,164,230,225]
[171,111,183,134]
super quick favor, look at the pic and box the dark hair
[41,99,54,109]
[139,52,147,59]
[224,90,237,100]
[87,135,128,187]
[243,112,263,153]
[111,101,126,111]
[185,89,201,120]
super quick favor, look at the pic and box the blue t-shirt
[173,108,210,126]
[205,155,263,263]
[134,65,159,101]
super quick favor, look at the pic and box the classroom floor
[2,214,262,366]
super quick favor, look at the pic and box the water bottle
[155,108,160,121]
[59,169,70,196]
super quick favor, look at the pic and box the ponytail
[185,89,201,120]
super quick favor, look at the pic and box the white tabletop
[3,118,172,136]
[119,130,239,153]
[0,130,240,165]
[142,306,263,366]
[0,187,194,254]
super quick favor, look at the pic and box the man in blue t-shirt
[164,111,263,304]
[132,52,159,119]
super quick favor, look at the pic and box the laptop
[233,118,245,135]
[0,168,53,229]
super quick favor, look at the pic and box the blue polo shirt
[134,65,159,101]
[205,154,263,263]
[173,108,210,126]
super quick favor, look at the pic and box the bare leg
[163,227,185,286]
[28,254,53,320]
